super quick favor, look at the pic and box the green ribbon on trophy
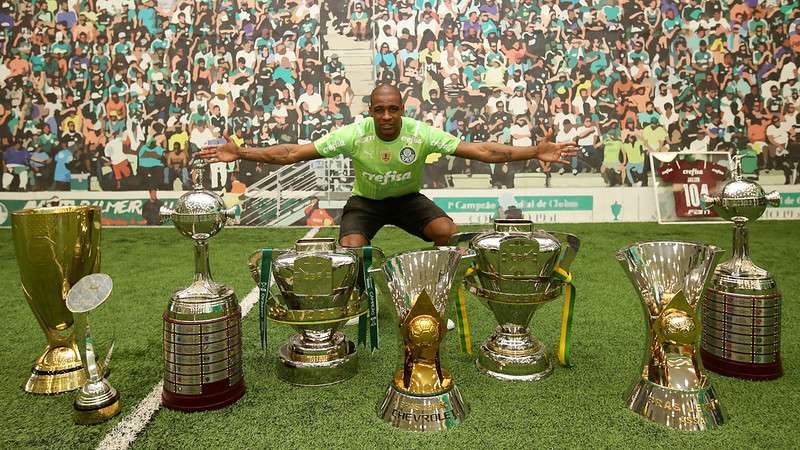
[258,248,273,353]
[357,246,379,352]
[552,265,576,367]
[454,267,473,354]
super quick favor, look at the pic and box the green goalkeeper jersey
[314,117,460,200]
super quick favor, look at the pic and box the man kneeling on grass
[198,84,578,247]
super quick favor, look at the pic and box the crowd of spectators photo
[0,0,798,192]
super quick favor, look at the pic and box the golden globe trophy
[617,241,724,431]
[11,205,102,394]
[373,248,473,432]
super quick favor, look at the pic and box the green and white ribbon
[357,246,379,352]
[258,248,273,354]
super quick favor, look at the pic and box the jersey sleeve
[420,120,460,156]
[657,161,680,182]
[314,122,358,158]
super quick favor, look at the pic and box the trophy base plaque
[700,348,782,380]
[73,392,121,425]
[378,382,468,432]
[476,328,553,381]
[162,379,245,412]
[25,344,87,394]
[627,378,724,431]
[276,332,358,386]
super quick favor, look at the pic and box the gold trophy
[617,241,724,431]
[11,205,102,394]
[373,248,473,432]
[66,273,120,425]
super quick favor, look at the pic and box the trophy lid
[705,155,780,222]
[66,273,113,313]
[271,238,359,297]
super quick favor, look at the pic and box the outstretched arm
[454,132,577,165]
[196,140,322,165]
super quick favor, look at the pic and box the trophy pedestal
[73,399,121,425]
[700,348,782,380]
[162,378,245,412]
[476,326,552,381]
[276,332,358,386]
[378,381,468,432]
[627,378,724,431]
[73,380,121,425]
[701,276,782,380]
[25,344,86,394]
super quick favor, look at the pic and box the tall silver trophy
[452,219,580,381]
[701,156,783,379]
[66,273,120,425]
[372,248,473,432]
[160,160,244,411]
[617,241,724,431]
[248,238,383,386]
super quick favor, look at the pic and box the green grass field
[1,222,798,449]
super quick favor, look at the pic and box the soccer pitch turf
[1,222,798,449]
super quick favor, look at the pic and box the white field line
[96,227,320,450]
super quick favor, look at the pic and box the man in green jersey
[198,84,577,247]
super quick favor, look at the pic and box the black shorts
[339,193,450,242]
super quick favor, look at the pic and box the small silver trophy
[66,273,120,425]
[160,159,244,411]
[701,155,783,379]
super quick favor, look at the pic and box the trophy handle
[246,249,289,284]
[548,232,581,272]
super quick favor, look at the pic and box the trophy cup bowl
[460,220,580,381]
[373,247,472,432]
[617,241,724,431]
[11,205,102,394]
[248,238,379,386]
[67,273,121,425]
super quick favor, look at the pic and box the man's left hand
[535,131,578,165]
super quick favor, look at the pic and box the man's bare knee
[424,218,457,246]
[339,233,370,247]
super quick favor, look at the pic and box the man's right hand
[196,141,241,163]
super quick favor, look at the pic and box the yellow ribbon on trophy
[552,266,576,368]
[454,266,475,354]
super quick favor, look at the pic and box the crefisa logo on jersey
[399,146,416,165]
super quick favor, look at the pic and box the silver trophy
[372,247,473,432]
[160,160,244,411]
[453,219,580,381]
[66,273,120,425]
[701,155,783,379]
[617,241,724,431]
[248,238,383,386]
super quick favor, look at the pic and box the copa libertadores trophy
[617,241,724,431]
[160,160,244,411]
[66,273,120,425]
[247,238,383,385]
[372,248,472,432]
[11,205,102,394]
[701,155,783,379]
[458,219,580,381]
